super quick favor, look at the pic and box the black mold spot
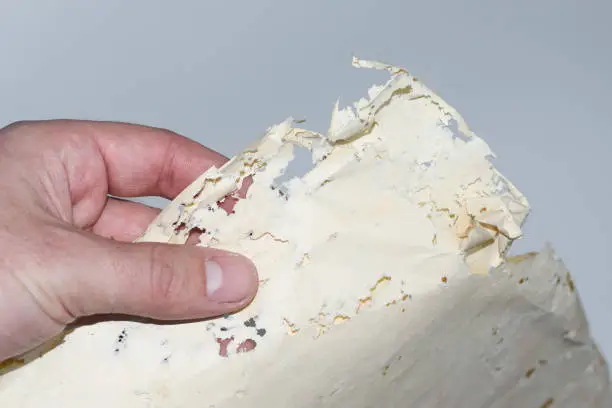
[113,329,129,354]
[256,328,267,337]
[244,318,257,328]
[117,329,127,343]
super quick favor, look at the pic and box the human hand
[0,120,258,361]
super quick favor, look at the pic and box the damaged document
[0,58,609,408]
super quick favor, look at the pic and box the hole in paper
[445,118,470,142]
[273,146,313,194]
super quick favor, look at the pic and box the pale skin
[0,120,259,361]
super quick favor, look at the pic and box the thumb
[62,237,259,321]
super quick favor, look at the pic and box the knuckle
[0,121,39,154]
[148,245,183,303]
[152,125,182,139]
[1,120,38,136]
[3,120,32,131]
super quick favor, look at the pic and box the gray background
[1,1,610,359]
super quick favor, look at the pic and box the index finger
[59,120,227,199]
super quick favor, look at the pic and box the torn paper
[0,58,608,408]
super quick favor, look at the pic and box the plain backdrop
[1,1,610,359]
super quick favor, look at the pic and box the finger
[89,121,229,198]
[58,234,258,320]
[20,120,229,199]
[91,198,161,242]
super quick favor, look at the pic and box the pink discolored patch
[216,337,234,357]
[185,227,205,245]
[236,338,257,354]
[217,176,253,215]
